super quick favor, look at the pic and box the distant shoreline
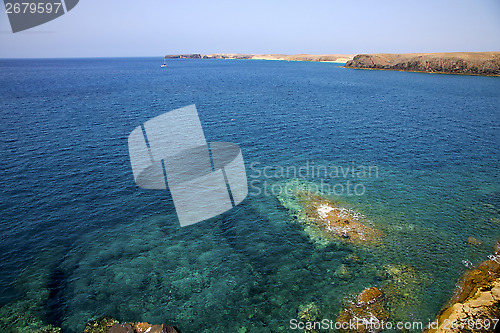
[163,53,354,63]
[164,52,500,76]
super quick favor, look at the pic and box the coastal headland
[344,52,500,76]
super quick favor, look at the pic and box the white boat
[161,57,167,68]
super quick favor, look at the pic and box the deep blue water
[0,58,499,332]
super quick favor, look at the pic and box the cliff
[344,52,500,76]
[163,53,354,63]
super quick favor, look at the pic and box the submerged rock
[297,192,383,244]
[37,326,62,333]
[83,317,180,333]
[380,263,432,323]
[298,302,320,322]
[277,186,383,246]
[424,241,500,333]
[467,236,482,246]
[134,322,179,333]
[297,302,321,333]
[336,287,389,333]
[356,287,383,306]
[83,317,119,333]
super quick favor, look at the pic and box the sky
[0,0,499,58]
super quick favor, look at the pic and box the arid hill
[344,52,500,76]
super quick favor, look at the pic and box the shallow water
[0,58,499,332]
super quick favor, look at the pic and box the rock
[165,326,181,333]
[275,181,383,246]
[84,318,180,333]
[336,287,389,333]
[424,247,500,333]
[155,325,168,333]
[467,236,482,246]
[134,322,151,332]
[296,191,383,244]
[108,323,134,333]
[298,302,320,322]
[135,322,176,333]
[356,287,383,306]
[84,317,119,333]
[297,302,321,333]
[38,326,62,333]
[345,52,500,76]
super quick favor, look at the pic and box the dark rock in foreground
[344,52,500,76]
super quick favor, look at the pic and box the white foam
[317,204,334,219]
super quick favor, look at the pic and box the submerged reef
[297,191,383,244]
[380,264,433,323]
[83,317,180,333]
[335,264,433,332]
[3,177,495,332]
[297,302,321,333]
[424,240,500,333]
[0,251,64,333]
[83,317,118,332]
[278,180,440,329]
[276,180,383,245]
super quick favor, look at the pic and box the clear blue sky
[1,0,499,58]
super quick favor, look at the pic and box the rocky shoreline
[423,240,500,333]
[344,52,500,76]
[334,241,500,333]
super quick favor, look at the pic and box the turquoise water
[0,58,499,332]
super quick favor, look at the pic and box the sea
[0,58,499,332]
